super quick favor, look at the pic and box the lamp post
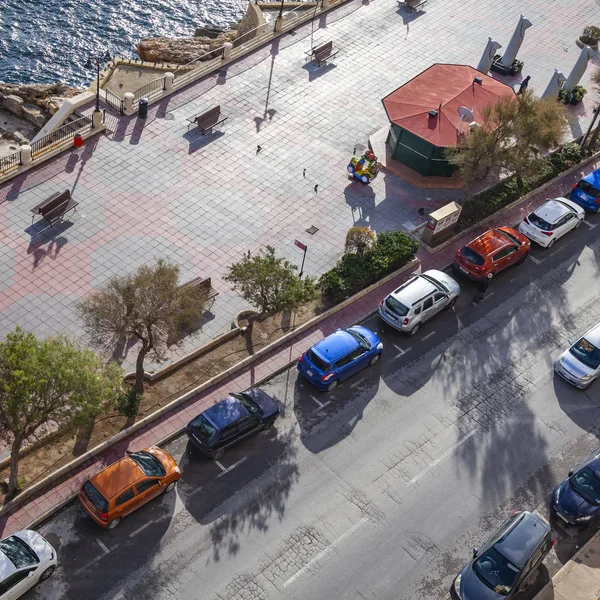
[85,50,111,118]
[275,0,285,32]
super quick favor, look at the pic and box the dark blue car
[451,511,553,600]
[552,448,600,526]
[297,326,382,392]
[570,168,600,212]
[186,388,279,459]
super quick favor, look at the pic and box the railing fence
[105,88,124,115]
[30,115,93,159]
[0,150,22,175]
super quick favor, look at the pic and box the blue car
[552,448,600,526]
[297,326,382,392]
[570,168,600,212]
[186,388,280,459]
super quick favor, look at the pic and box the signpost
[295,239,307,278]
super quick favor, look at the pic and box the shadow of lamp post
[85,50,111,128]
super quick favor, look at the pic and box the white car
[518,197,584,248]
[555,323,600,390]
[0,530,57,599]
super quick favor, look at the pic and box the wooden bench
[186,105,228,134]
[180,276,219,307]
[397,0,428,12]
[305,41,339,66]
[30,189,78,226]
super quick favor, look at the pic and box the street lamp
[85,50,111,113]
[278,0,285,18]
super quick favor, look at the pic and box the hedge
[320,231,419,303]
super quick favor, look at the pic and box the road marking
[129,521,153,537]
[96,538,110,555]
[481,291,494,301]
[529,255,542,265]
[310,395,325,408]
[214,460,228,473]
[421,331,436,342]
[217,456,248,478]
[283,518,367,588]
[409,430,477,485]
[393,344,411,358]
[350,380,362,388]
[582,220,597,229]
[509,277,517,283]
[188,485,204,498]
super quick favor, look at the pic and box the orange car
[79,446,181,529]
[453,226,530,281]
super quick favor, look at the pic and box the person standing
[473,273,493,305]
[517,75,531,95]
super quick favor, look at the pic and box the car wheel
[107,517,121,530]
[546,237,556,249]
[408,323,420,336]
[211,448,225,460]
[369,353,380,366]
[40,566,55,581]
[325,379,339,392]
[446,297,457,310]
[263,419,275,430]
[347,165,354,174]
[164,481,176,494]
[516,252,528,265]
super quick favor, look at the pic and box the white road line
[283,518,368,588]
[214,460,228,473]
[310,395,325,408]
[582,220,597,229]
[481,291,494,301]
[129,522,153,537]
[509,277,517,283]
[96,538,110,555]
[529,255,542,265]
[409,430,477,485]
[217,456,248,478]
[187,486,204,498]
[350,380,362,388]
[394,345,411,358]
[421,331,436,342]
[312,401,331,413]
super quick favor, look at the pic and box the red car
[453,227,530,281]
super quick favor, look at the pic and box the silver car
[378,269,460,336]
[555,323,600,389]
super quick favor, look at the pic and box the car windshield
[460,246,485,266]
[497,229,522,245]
[578,180,600,197]
[421,274,449,293]
[0,537,39,568]
[235,393,262,416]
[83,481,108,512]
[190,414,218,442]
[473,547,520,596]
[129,451,166,477]
[307,348,330,372]
[385,295,409,316]
[571,466,600,505]
[347,329,371,349]
[528,212,553,231]
[569,337,600,369]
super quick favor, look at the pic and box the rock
[21,103,46,128]
[136,32,237,64]
[3,95,24,116]
[13,131,29,145]
[194,26,225,39]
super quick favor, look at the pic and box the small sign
[295,239,307,251]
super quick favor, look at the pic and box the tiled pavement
[0,150,597,538]
[0,0,598,376]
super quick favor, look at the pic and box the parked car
[186,388,280,459]
[570,168,600,212]
[0,530,57,599]
[554,322,600,389]
[378,269,460,336]
[79,446,180,529]
[454,227,530,281]
[553,448,600,526]
[518,197,584,248]
[297,326,382,392]
[451,511,553,600]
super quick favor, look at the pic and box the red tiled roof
[382,64,516,148]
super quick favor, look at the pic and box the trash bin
[138,97,148,119]
[73,133,83,147]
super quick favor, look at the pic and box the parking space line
[421,331,436,342]
[310,395,327,408]
[217,456,248,478]
[214,460,228,474]
[187,486,204,498]
[529,255,542,265]
[96,538,110,555]
[393,345,411,358]
[409,430,477,484]
[129,522,153,538]
[582,220,597,229]
[283,517,367,588]
[481,292,494,301]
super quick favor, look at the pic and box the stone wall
[235,3,266,45]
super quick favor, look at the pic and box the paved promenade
[0,0,598,376]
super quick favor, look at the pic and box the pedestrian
[517,75,530,95]
[472,273,493,305]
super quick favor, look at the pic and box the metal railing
[105,88,124,115]
[132,76,167,101]
[30,115,92,159]
[174,45,227,73]
[0,150,21,175]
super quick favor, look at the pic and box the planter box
[490,55,523,77]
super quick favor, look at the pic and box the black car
[451,511,553,600]
[553,448,600,526]
[186,388,280,459]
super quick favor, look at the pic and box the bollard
[275,15,284,32]
[20,145,32,167]
[164,72,174,92]
[123,92,134,114]
[138,97,149,119]
[74,134,83,148]
[92,110,103,129]
[223,42,233,61]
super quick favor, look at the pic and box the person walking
[517,75,531,95]
[472,273,493,305]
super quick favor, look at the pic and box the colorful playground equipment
[347,150,382,184]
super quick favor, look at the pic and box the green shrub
[118,389,142,418]
[551,143,583,170]
[582,26,600,44]
[319,269,348,304]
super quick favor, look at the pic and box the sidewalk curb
[1,258,419,523]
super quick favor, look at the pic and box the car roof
[391,274,438,305]
[312,329,359,362]
[90,455,145,499]
[582,168,600,189]
[467,228,513,256]
[532,198,574,223]
[203,396,249,430]
[582,323,600,347]
[494,512,549,568]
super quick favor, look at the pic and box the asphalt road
[28,213,600,600]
